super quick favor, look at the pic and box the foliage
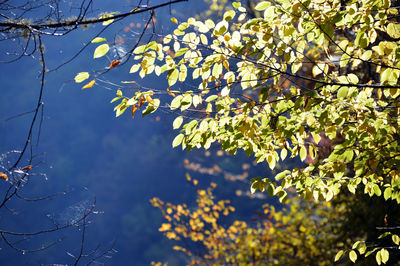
[150,181,345,265]
[77,0,400,263]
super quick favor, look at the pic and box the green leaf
[232,2,241,9]
[223,10,236,21]
[349,250,357,263]
[387,23,400,39]
[267,154,276,170]
[254,1,270,11]
[384,187,392,200]
[267,183,274,197]
[373,184,382,197]
[173,116,184,129]
[280,148,287,160]
[93,43,110,58]
[170,95,183,110]
[381,248,389,264]
[299,145,307,161]
[129,64,140,73]
[74,72,90,83]
[337,86,348,98]
[180,94,192,111]
[133,45,146,54]
[392,234,400,245]
[142,99,160,116]
[99,13,116,26]
[378,232,392,239]
[347,183,356,194]
[376,249,382,265]
[347,73,359,84]
[168,68,179,86]
[91,37,107,43]
[334,250,344,262]
[205,95,218,102]
[352,241,361,250]
[354,31,369,48]
[174,48,189,58]
[172,134,184,148]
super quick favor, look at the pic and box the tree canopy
[77,0,400,264]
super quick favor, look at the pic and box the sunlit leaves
[173,116,183,129]
[74,72,90,83]
[334,250,344,262]
[81,80,95,89]
[76,1,400,263]
[255,2,270,11]
[152,179,343,265]
[384,188,392,200]
[129,64,140,73]
[99,12,117,25]
[91,37,107,43]
[167,68,179,86]
[349,250,357,263]
[93,43,110,58]
[172,134,184,148]
[170,95,183,110]
[387,23,400,39]
[376,248,390,265]
[223,10,235,21]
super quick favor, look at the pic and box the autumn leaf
[138,96,146,109]
[131,104,138,118]
[82,80,95,89]
[0,172,8,181]
[171,17,178,24]
[167,87,176,97]
[109,60,121,69]
[159,223,172,232]
[20,165,32,171]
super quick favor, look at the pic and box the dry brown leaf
[109,60,121,69]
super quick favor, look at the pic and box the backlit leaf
[74,72,90,83]
[91,37,107,43]
[381,248,389,264]
[299,146,307,161]
[173,116,184,129]
[334,250,344,262]
[0,172,8,181]
[349,250,357,263]
[255,1,270,11]
[168,68,179,86]
[93,43,110,58]
[171,17,178,24]
[82,80,95,89]
[173,134,184,147]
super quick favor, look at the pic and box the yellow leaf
[82,80,95,89]
[74,72,90,83]
[171,17,178,24]
[93,44,110,59]
[159,223,172,232]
